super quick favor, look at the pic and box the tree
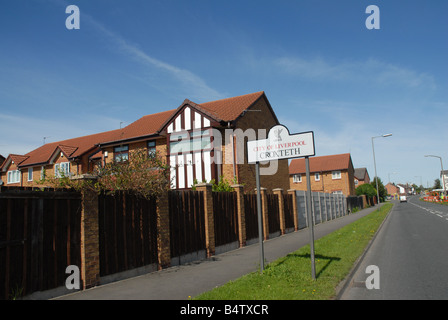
[434,179,442,190]
[356,183,377,198]
[370,177,387,202]
[38,148,171,199]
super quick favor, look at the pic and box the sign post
[255,161,265,272]
[247,125,315,277]
[305,156,316,280]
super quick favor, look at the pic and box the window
[315,173,320,181]
[55,162,70,178]
[332,170,341,179]
[169,130,212,154]
[293,174,302,183]
[148,141,156,157]
[333,190,343,195]
[114,145,129,162]
[7,170,20,184]
[28,168,33,181]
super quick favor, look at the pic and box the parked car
[400,195,407,203]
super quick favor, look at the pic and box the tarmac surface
[54,205,381,300]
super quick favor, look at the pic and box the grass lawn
[195,203,393,300]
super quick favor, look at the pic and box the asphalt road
[339,196,448,300]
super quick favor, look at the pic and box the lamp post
[372,134,392,207]
[424,155,446,195]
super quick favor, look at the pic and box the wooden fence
[266,194,280,236]
[244,194,259,242]
[1,183,358,299]
[0,187,81,300]
[168,190,206,262]
[213,192,238,248]
[98,191,158,278]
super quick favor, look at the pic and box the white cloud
[274,56,436,90]
[83,14,223,102]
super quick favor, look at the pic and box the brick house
[289,153,356,196]
[354,167,370,188]
[98,91,289,192]
[1,91,290,192]
[0,129,123,187]
[385,182,399,199]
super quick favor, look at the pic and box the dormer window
[7,170,20,184]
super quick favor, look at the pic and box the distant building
[385,182,399,199]
[354,167,370,187]
[440,170,448,192]
[289,153,356,196]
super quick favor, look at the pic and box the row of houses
[385,183,415,198]
[1,91,370,196]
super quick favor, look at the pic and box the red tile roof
[18,129,123,167]
[199,91,265,122]
[99,109,175,146]
[0,154,29,171]
[157,91,268,132]
[289,153,352,174]
[2,91,268,170]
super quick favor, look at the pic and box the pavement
[53,204,382,300]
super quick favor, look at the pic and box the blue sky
[1,0,447,188]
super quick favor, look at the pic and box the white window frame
[55,162,70,178]
[7,170,21,184]
[315,172,320,181]
[293,174,302,183]
[332,170,342,180]
[28,168,33,181]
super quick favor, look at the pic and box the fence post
[273,188,285,235]
[79,185,100,289]
[232,184,246,248]
[196,183,215,257]
[156,190,171,269]
[288,189,298,231]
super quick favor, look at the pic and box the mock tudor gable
[160,102,221,189]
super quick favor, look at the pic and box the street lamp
[424,155,446,195]
[372,133,392,206]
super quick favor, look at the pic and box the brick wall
[290,168,356,196]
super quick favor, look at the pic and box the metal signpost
[247,125,315,277]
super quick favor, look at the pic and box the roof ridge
[199,91,264,105]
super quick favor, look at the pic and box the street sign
[247,125,315,164]
[247,124,316,278]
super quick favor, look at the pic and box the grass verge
[195,203,393,300]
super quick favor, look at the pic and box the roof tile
[289,153,352,174]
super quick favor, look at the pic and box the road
[339,196,448,300]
